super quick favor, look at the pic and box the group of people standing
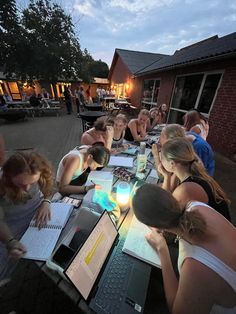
[0,101,235,313]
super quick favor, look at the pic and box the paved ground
[0,107,235,314]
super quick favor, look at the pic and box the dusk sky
[16,0,236,67]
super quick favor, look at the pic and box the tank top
[124,127,140,142]
[178,202,236,314]
[181,176,231,221]
[112,134,124,148]
[56,146,88,182]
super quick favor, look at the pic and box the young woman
[132,184,236,314]
[183,110,209,140]
[157,103,168,124]
[81,116,114,150]
[0,152,53,280]
[56,145,110,196]
[154,137,230,220]
[111,114,129,153]
[124,109,150,142]
[148,108,162,130]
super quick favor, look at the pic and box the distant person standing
[96,86,102,104]
[86,85,93,104]
[64,86,72,114]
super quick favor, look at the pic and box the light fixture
[116,182,130,210]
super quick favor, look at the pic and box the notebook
[64,211,151,313]
[122,215,161,268]
[21,202,73,261]
[108,156,133,168]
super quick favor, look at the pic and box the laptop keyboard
[92,238,134,313]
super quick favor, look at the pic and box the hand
[152,143,161,162]
[106,125,114,137]
[85,184,96,192]
[33,202,51,229]
[145,229,168,253]
[157,162,171,178]
[122,143,130,151]
[7,240,27,258]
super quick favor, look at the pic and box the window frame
[141,77,161,107]
[167,69,224,122]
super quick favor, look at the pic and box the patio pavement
[0,108,235,314]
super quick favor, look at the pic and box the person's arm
[0,216,27,258]
[146,230,179,311]
[139,123,147,138]
[105,126,114,150]
[81,133,95,146]
[129,120,145,141]
[190,125,201,135]
[152,143,173,191]
[172,259,214,314]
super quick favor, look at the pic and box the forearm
[0,221,14,244]
[161,175,172,191]
[59,184,86,195]
[158,246,179,312]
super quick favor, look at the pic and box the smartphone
[52,244,75,269]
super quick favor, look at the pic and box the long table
[35,137,171,313]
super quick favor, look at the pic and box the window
[142,79,160,107]
[7,82,21,100]
[168,71,222,122]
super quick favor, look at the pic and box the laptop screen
[64,211,118,300]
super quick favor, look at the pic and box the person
[132,183,236,314]
[0,95,8,111]
[154,137,231,220]
[29,91,41,107]
[111,114,129,153]
[64,86,72,114]
[148,107,163,130]
[124,109,150,142]
[3,94,12,103]
[0,134,5,166]
[81,116,114,150]
[41,88,50,100]
[157,124,215,176]
[96,85,102,104]
[183,110,209,140]
[85,85,92,104]
[157,103,168,124]
[56,145,110,196]
[0,152,53,281]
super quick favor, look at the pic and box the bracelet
[42,199,51,204]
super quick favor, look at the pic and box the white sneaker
[0,278,11,288]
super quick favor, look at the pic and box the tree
[89,59,109,78]
[0,0,26,76]
[20,0,83,82]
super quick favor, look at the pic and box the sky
[16,0,236,67]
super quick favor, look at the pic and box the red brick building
[109,33,236,158]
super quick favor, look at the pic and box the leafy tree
[0,0,25,76]
[89,59,109,78]
[20,0,83,82]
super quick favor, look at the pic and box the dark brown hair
[132,184,206,237]
[93,116,114,131]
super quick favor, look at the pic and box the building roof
[108,49,168,79]
[135,32,236,75]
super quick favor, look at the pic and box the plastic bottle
[136,142,147,180]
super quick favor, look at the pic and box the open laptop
[64,210,151,314]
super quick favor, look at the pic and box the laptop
[64,210,151,314]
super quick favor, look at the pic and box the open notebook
[21,202,73,261]
[122,215,161,268]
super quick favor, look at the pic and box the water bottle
[136,142,147,180]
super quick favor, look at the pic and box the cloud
[73,0,95,17]
[107,0,175,13]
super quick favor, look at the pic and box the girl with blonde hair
[157,137,230,220]
[124,109,150,142]
[132,184,236,313]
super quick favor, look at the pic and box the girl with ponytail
[157,137,231,220]
[132,183,236,313]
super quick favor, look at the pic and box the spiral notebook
[21,202,73,261]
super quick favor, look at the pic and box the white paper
[122,216,161,268]
[86,171,113,195]
[21,202,73,261]
[108,156,133,168]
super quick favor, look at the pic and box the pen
[90,180,95,185]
